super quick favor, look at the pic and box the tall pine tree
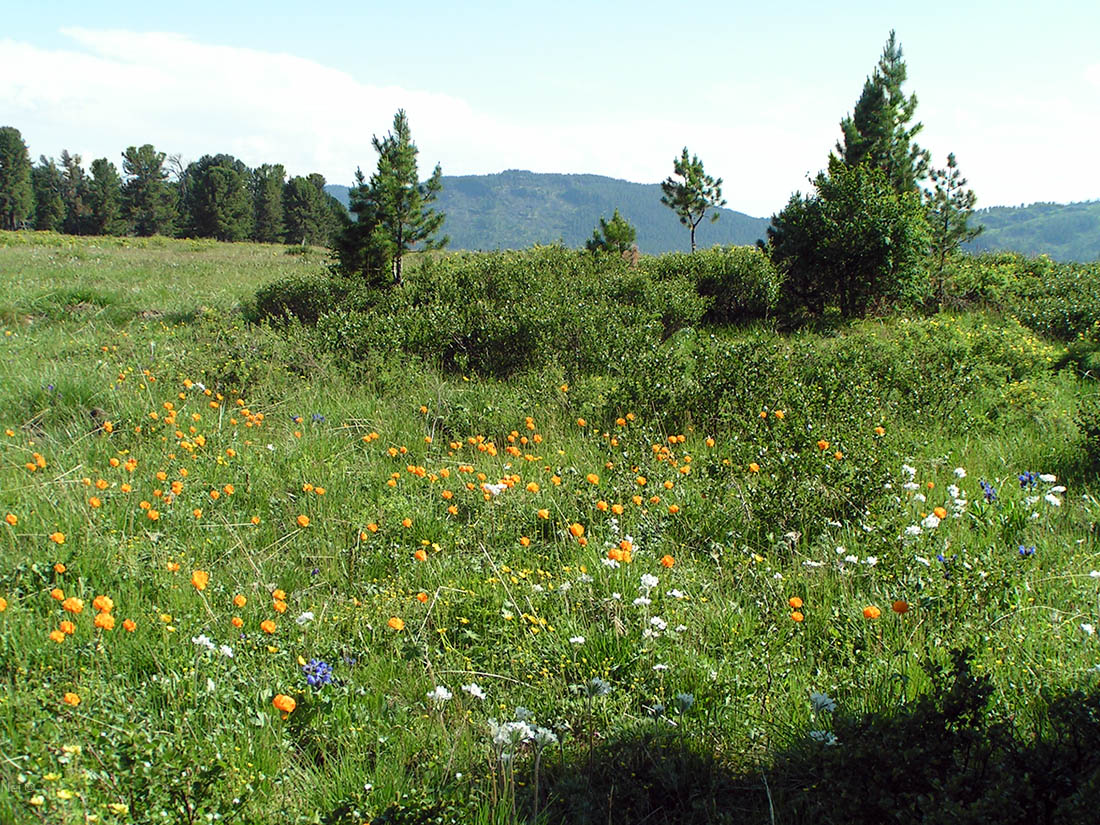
[836,31,930,194]
[250,163,286,243]
[121,145,177,236]
[0,126,35,230]
[87,158,124,235]
[660,147,726,252]
[32,157,65,231]
[925,153,982,277]
[368,110,447,285]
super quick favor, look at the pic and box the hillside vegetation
[2,231,1100,824]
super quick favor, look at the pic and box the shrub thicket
[641,245,781,324]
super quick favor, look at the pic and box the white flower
[844,554,858,564]
[569,636,585,645]
[903,482,920,491]
[531,584,543,593]
[948,484,960,498]
[905,524,922,536]
[1082,624,1096,636]
[809,730,839,746]
[640,573,659,589]
[1045,493,1062,507]
[1039,473,1057,483]
[674,624,687,633]
[863,556,878,566]
[576,574,593,584]
[295,611,314,625]
[191,634,215,651]
[1050,485,1066,493]
[461,683,486,700]
[558,581,572,593]
[902,464,916,478]
[914,555,931,566]
[652,662,669,671]
[610,592,621,600]
[921,513,941,530]
[481,482,506,496]
[810,692,837,713]
[1025,495,1040,507]
[650,616,667,631]
[835,546,846,555]
[266,444,275,452]
[532,726,558,748]
[427,685,453,705]
[802,560,824,568]
[666,588,686,599]
[913,493,927,503]
[1089,571,1100,579]
[954,467,967,478]
[602,558,620,569]
[633,596,652,607]
[219,645,234,658]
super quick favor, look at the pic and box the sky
[1,0,1097,217]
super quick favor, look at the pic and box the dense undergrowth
[1,231,1099,824]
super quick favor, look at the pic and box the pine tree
[586,208,637,255]
[32,157,65,231]
[836,31,930,194]
[250,164,286,243]
[121,145,177,236]
[925,153,982,278]
[660,148,726,252]
[368,110,447,285]
[59,150,91,235]
[0,126,35,230]
[283,175,334,246]
[87,158,124,235]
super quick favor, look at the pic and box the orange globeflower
[54,563,66,574]
[537,509,549,520]
[874,426,885,436]
[790,611,804,622]
[414,549,428,562]
[660,555,675,568]
[788,596,803,609]
[817,440,829,451]
[892,600,910,614]
[231,616,243,628]
[933,506,947,519]
[4,513,16,526]
[92,595,114,613]
[250,516,261,525]
[51,587,64,601]
[260,620,277,634]
[233,594,247,608]
[122,618,136,632]
[272,694,296,716]
[50,629,66,644]
[586,473,599,485]
[519,536,531,547]
[296,515,310,528]
[401,518,413,529]
[94,612,115,631]
[166,561,181,572]
[273,589,286,601]
[863,605,882,620]
[387,616,405,631]
[62,597,83,615]
[416,591,429,603]
[569,523,585,538]
[89,497,102,509]
[191,570,209,591]
[0,596,6,612]
[49,532,66,545]
[63,692,80,707]
[667,504,680,514]
[748,462,760,473]
[273,600,287,614]
[59,620,76,635]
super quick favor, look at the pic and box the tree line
[0,132,347,246]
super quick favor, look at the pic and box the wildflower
[94,612,115,630]
[416,592,429,603]
[791,611,804,622]
[1039,473,1057,483]
[921,513,941,530]
[569,522,585,538]
[817,440,829,451]
[260,620,277,634]
[586,473,599,484]
[401,517,412,528]
[461,683,486,700]
[569,635,585,645]
[273,599,287,613]
[660,554,675,568]
[50,629,66,643]
[191,570,209,591]
[122,618,136,632]
[810,692,836,713]
[51,587,64,601]
[295,611,314,625]
[892,600,910,614]
[1018,545,1036,557]
[192,634,215,650]
[1082,623,1096,636]
[92,595,113,613]
[297,514,310,528]
[60,620,75,635]
[63,692,80,706]
[789,596,803,609]
[272,694,297,716]
[640,573,659,589]
[49,532,66,545]
[303,659,334,688]
[427,685,453,705]
[4,513,15,526]
[166,561,180,572]
[874,426,885,436]
[62,597,83,614]
[233,594,247,608]
[1045,493,1062,507]
[387,617,405,631]
[219,644,233,658]
[862,605,881,620]
[809,730,839,746]
[1018,471,1037,488]
[748,462,760,473]
[933,506,947,519]
[0,596,6,612]
[231,616,243,628]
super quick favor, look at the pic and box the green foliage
[285,175,338,247]
[661,148,726,252]
[586,208,637,256]
[351,109,448,285]
[0,126,35,230]
[1075,390,1100,472]
[642,245,781,323]
[836,30,930,194]
[926,153,982,283]
[121,144,177,236]
[768,159,930,317]
[31,156,65,231]
[968,200,1100,262]
[250,163,287,244]
[87,158,125,235]
[180,155,254,242]
[245,273,361,326]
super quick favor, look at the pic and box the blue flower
[311,413,325,423]
[1018,545,1036,557]
[980,480,997,502]
[302,658,333,688]
[1018,471,1036,489]
[291,414,303,424]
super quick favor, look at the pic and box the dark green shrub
[244,273,358,325]
[1077,391,1100,472]
[642,245,782,323]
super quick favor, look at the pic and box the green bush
[641,245,782,323]
[244,273,358,325]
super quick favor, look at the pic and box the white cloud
[0,29,1095,218]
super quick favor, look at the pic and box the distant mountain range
[326,173,1099,261]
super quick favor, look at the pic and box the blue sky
[2,0,1097,216]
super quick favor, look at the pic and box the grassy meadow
[1,231,1100,824]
